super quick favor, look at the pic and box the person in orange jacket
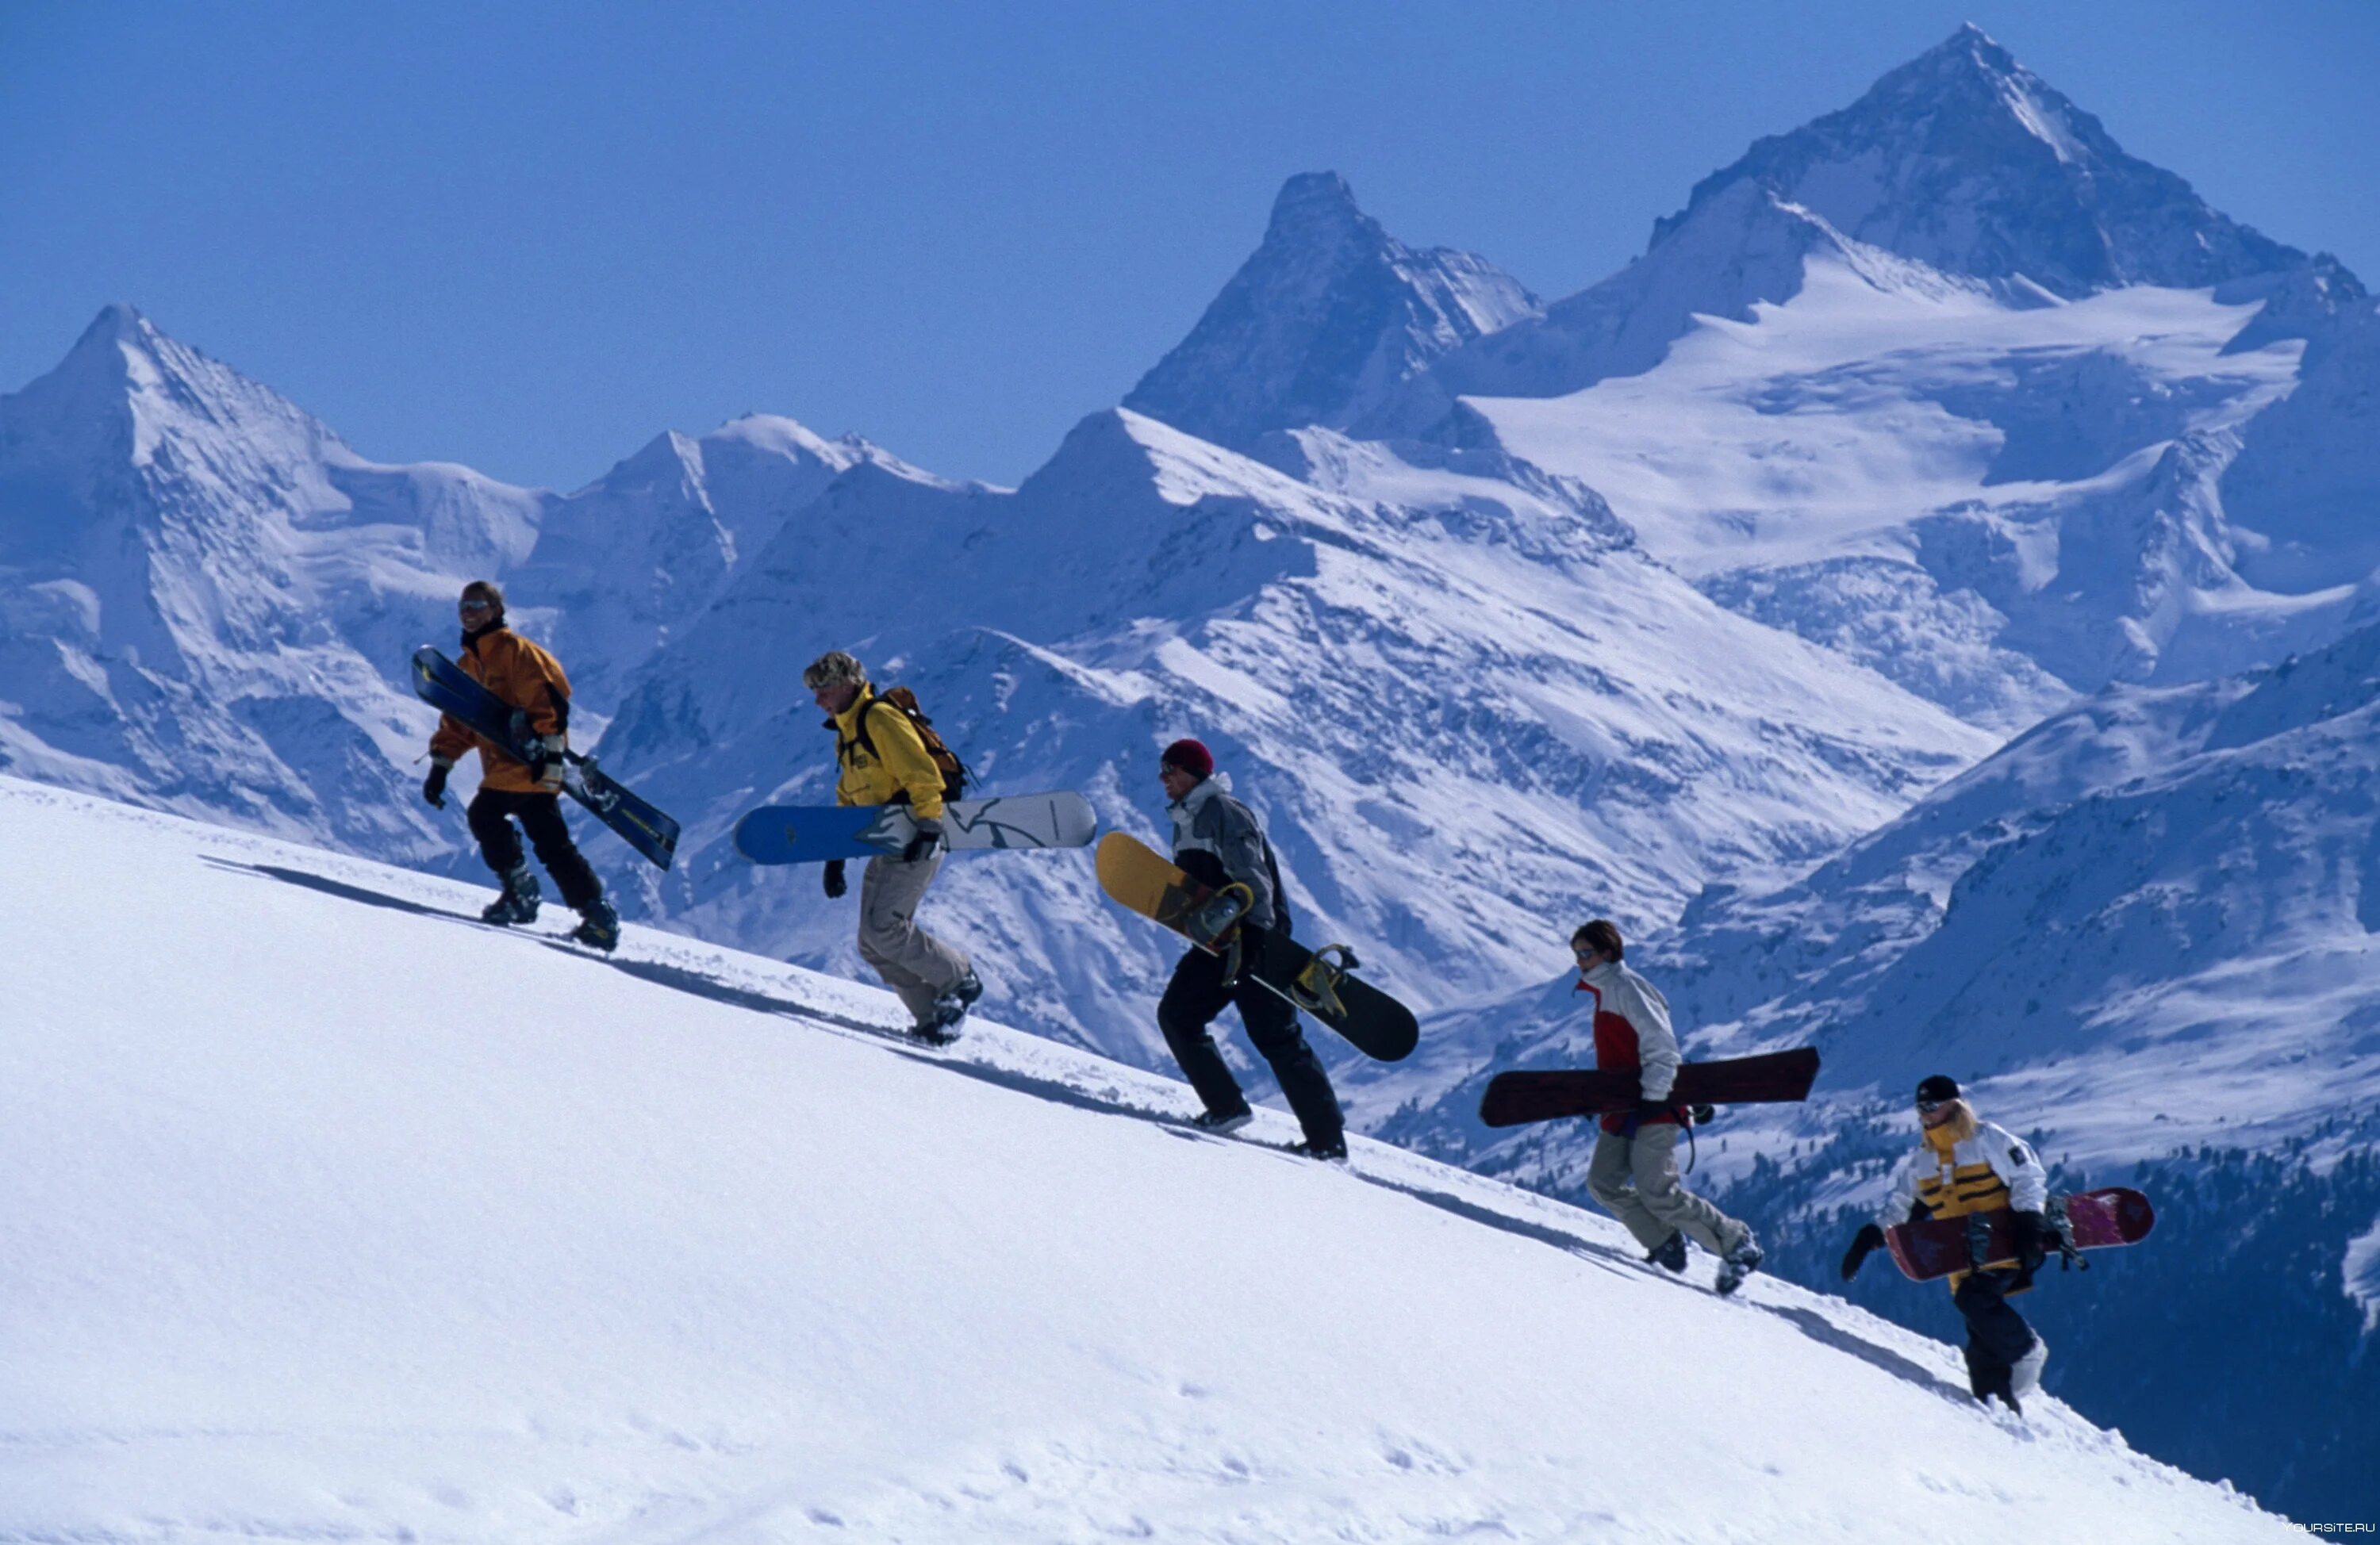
[420,581,620,950]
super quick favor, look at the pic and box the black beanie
[1915,1074,1961,1103]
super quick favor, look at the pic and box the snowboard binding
[1288,943,1361,1020]
[1181,882,1254,952]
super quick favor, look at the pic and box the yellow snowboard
[1093,832,1418,1061]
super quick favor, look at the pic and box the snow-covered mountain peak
[1123,171,1538,450]
[1261,168,1372,244]
[2,305,340,512]
[1669,25,2317,298]
[1022,406,1325,516]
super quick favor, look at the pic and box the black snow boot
[1288,1133,1349,1164]
[571,895,620,953]
[482,865,541,925]
[927,969,984,1033]
[1646,1232,1688,1273]
[1714,1233,1764,1297]
[1191,1105,1254,1134]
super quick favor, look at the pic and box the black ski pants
[1954,1268,2038,1401]
[1158,940,1342,1145]
[468,788,602,911]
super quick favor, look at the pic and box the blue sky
[2,1,2371,489]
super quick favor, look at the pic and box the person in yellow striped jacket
[1841,1075,2051,1413]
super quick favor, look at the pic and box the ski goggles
[1915,1098,1950,1114]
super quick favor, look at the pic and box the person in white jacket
[1572,919,1763,1295]
[1841,1074,2052,1412]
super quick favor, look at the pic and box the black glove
[1841,1223,1886,1281]
[1691,1103,1718,1125]
[901,817,944,863]
[422,762,449,808]
[2011,1209,2051,1271]
[822,859,847,899]
[1633,1099,1680,1120]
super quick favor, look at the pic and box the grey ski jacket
[1168,774,1282,931]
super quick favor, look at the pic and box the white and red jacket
[1576,958,1683,1134]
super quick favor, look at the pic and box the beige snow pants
[858,852,971,1026]
[1587,1122,1750,1256]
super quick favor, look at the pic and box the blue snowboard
[732,790,1096,865]
[410,646,681,870]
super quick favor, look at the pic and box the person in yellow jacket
[421,581,620,950]
[1840,1074,2051,1413]
[804,650,979,1041]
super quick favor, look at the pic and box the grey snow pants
[1587,1122,1750,1257]
[858,851,971,1026]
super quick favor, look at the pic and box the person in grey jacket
[1155,738,1345,1160]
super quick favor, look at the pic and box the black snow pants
[1158,940,1343,1146]
[1954,1268,2038,1403]
[468,788,603,911]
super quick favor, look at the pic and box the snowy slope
[1126,172,1537,450]
[0,776,2305,1542]
[600,408,1994,1068]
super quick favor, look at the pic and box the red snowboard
[1477,1048,1820,1128]
[1885,1187,2155,1282]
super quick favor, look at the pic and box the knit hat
[1915,1074,1961,1105]
[1160,738,1215,780]
[803,650,868,692]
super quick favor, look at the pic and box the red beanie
[1161,738,1215,779]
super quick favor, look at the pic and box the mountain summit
[1678,23,2313,297]
[1124,172,1537,449]
[1368,26,2347,432]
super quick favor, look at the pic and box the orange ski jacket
[428,626,573,795]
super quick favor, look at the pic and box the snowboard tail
[1094,832,1418,1062]
[1884,1187,2155,1283]
[410,646,681,869]
[733,791,1098,865]
[1477,1049,1821,1128]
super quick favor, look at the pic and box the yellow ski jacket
[830,688,948,819]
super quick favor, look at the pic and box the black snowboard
[1478,1048,1821,1128]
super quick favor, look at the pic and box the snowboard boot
[1288,1133,1349,1164]
[911,971,981,1047]
[930,970,984,1029]
[2010,1334,2048,1402]
[1714,1231,1764,1297]
[1190,1105,1253,1135]
[482,865,541,926]
[571,895,620,953]
[1645,1232,1688,1274]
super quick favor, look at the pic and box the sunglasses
[1916,1098,1948,1114]
[459,599,495,615]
